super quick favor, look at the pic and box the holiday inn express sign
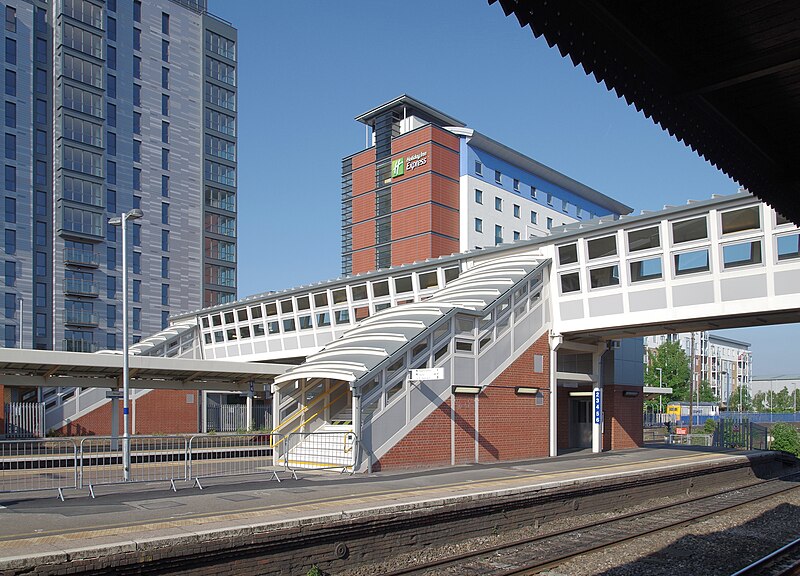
[391,150,428,178]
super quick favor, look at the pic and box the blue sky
[208,0,797,376]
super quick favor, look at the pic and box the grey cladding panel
[673,282,714,307]
[774,270,800,296]
[369,397,407,453]
[629,288,667,312]
[560,300,584,321]
[588,294,624,317]
[454,356,475,386]
[721,275,767,301]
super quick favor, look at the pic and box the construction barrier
[0,438,78,501]
[188,432,284,488]
[284,431,358,474]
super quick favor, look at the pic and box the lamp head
[127,208,144,220]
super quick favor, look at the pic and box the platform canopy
[490,0,800,224]
[0,349,292,391]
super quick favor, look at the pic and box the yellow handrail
[273,387,351,447]
[273,381,347,434]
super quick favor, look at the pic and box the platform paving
[0,445,762,568]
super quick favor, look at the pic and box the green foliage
[770,423,800,456]
[698,380,718,402]
[306,566,323,576]
[727,385,753,412]
[644,341,691,403]
[703,418,717,434]
[750,387,799,413]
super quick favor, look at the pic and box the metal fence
[283,431,358,474]
[0,439,78,500]
[188,432,284,488]
[0,432,298,500]
[4,402,45,438]
[668,433,714,446]
[80,436,189,498]
[206,403,271,433]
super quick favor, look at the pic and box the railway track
[380,473,800,576]
[731,536,800,576]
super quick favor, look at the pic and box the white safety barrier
[668,433,713,447]
[188,432,285,488]
[0,439,78,501]
[79,436,188,498]
[283,431,358,475]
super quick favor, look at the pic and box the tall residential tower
[1,0,237,352]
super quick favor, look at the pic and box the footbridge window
[722,240,762,269]
[721,205,760,235]
[589,265,620,289]
[777,233,800,261]
[674,248,709,275]
[627,226,660,252]
[672,216,708,244]
[630,257,662,282]
[587,235,617,260]
[560,271,581,293]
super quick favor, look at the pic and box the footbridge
[24,192,799,467]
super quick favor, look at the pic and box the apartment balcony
[62,339,97,353]
[64,311,99,327]
[63,279,99,297]
[63,248,99,268]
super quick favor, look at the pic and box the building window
[513,204,520,218]
[5,69,16,96]
[162,229,169,251]
[495,197,502,211]
[513,178,519,192]
[133,167,140,190]
[133,112,141,134]
[6,100,14,128]
[107,103,116,127]
[132,308,141,331]
[107,276,116,299]
[4,261,15,286]
[475,218,482,233]
[495,225,503,245]
[132,251,141,274]
[132,279,141,302]
[4,229,15,254]
[132,223,141,246]
[531,210,538,225]
[547,192,553,205]
[547,217,553,230]
[162,175,169,197]
[475,189,483,204]
[35,68,47,94]
[162,12,169,34]
[106,246,116,270]
[4,324,15,347]
[162,148,169,170]
[4,197,14,223]
[474,160,482,176]
[4,165,15,191]
[6,38,16,64]
[5,6,16,32]
[107,132,116,156]
[161,284,169,306]
[161,311,169,330]
[107,189,116,213]
[162,39,169,62]
[133,0,141,23]
[107,16,116,40]
[133,140,141,162]
[494,170,501,184]
[106,333,116,350]
[162,67,169,89]
[562,199,569,213]
[161,256,169,278]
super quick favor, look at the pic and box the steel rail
[381,473,800,576]
[729,536,800,576]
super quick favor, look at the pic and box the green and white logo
[391,157,405,177]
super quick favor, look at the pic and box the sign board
[593,389,602,424]
[675,427,688,435]
[105,390,123,399]
[410,368,444,381]
[391,157,405,177]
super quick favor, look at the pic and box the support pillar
[592,344,605,454]
[110,396,119,451]
[549,332,563,457]
[246,395,253,431]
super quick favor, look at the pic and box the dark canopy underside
[491,0,800,223]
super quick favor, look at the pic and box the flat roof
[355,94,466,127]
[0,349,292,391]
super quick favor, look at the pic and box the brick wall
[352,165,374,196]
[351,148,375,170]
[603,384,644,450]
[55,389,199,436]
[391,125,459,155]
[375,333,551,471]
[352,220,375,251]
[351,249,375,276]
[352,191,375,223]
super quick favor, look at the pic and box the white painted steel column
[352,389,362,470]
[549,332,563,457]
[592,345,604,454]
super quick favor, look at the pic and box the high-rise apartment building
[341,95,632,275]
[1,0,237,352]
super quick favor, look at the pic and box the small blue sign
[593,390,602,424]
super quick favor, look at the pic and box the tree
[770,423,800,456]
[773,386,792,413]
[698,380,717,402]
[644,341,691,405]
[752,391,768,412]
[728,385,753,412]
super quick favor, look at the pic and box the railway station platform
[0,445,796,575]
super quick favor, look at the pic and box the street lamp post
[655,367,663,415]
[108,209,143,482]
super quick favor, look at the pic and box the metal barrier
[79,436,188,498]
[668,433,713,446]
[284,431,358,475]
[4,402,46,438]
[188,432,285,488]
[0,439,78,501]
